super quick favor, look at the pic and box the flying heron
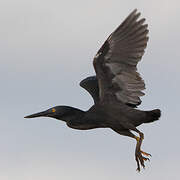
[25,9,161,171]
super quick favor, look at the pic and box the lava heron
[25,9,161,171]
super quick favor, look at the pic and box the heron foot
[135,150,151,172]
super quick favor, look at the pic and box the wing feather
[79,76,99,104]
[93,9,148,106]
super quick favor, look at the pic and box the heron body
[25,9,161,171]
[65,104,155,130]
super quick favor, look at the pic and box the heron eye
[52,108,56,113]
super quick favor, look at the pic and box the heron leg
[111,128,142,170]
[112,127,151,172]
[131,128,151,172]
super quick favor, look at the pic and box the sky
[0,0,180,179]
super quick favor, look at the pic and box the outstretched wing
[93,9,148,106]
[80,76,99,104]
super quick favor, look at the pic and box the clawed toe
[142,156,150,162]
[135,150,151,171]
[141,150,152,157]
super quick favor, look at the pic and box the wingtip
[132,8,138,13]
[126,9,141,23]
[129,9,138,17]
[131,9,143,18]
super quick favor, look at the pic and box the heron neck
[59,107,85,122]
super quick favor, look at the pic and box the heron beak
[24,110,50,119]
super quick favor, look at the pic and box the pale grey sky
[0,0,180,179]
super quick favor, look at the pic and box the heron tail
[145,109,161,123]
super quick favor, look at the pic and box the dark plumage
[25,9,161,171]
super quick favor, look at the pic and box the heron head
[24,106,76,121]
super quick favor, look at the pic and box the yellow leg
[135,136,151,156]
[134,135,151,171]
[135,136,140,142]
